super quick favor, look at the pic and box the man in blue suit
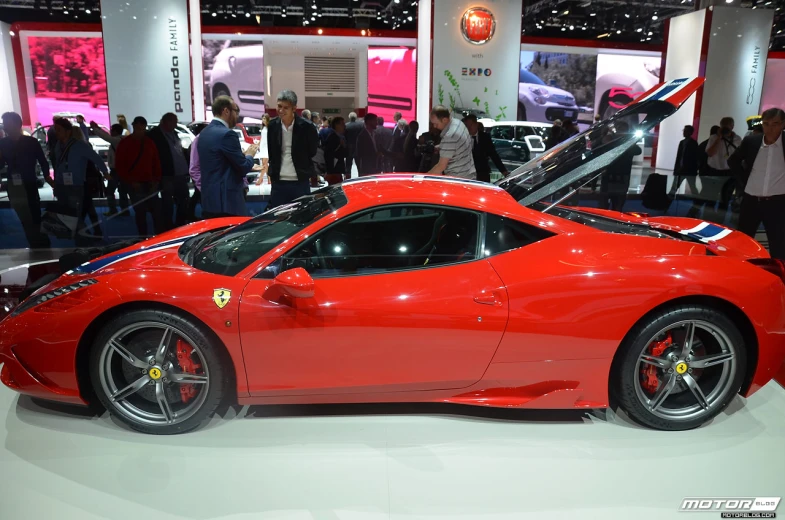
[197,96,258,218]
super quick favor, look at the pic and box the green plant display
[438,68,508,120]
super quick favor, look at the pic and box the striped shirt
[439,117,476,179]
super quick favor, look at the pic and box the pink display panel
[26,36,110,127]
[367,46,416,126]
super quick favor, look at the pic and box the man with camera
[704,116,742,224]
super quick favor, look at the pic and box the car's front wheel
[89,309,229,434]
[611,305,746,431]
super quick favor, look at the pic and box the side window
[490,126,513,141]
[282,206,480,278]
[515,126,536,141]
[483,213,554,257]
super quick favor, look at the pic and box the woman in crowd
[117,114,130,136]
[401,120,420,172]
[69,126,104,237]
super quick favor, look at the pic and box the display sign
[432,0,522,122]
[23,34,110,127]
[519,50,597,129]
[202,38,265,120]
[101,0,193,122]
[368,46,416,124]
[461,7,496,45]
[761,58,785,114]
[696,6,774,142]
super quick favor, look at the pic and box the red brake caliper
[641,333,672,393]
[176,340,202,404]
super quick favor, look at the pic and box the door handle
[474,290,501,306]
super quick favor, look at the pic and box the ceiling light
[85,9,91,14]
[552,9,558,13]
[570,25,574,29]
[408,16,413,21]
[318,28,323,34]
[590,12,596,16]
[211,12,216,17]
[9,30,15,36]
[652,14,658,20]
[637,27,643,32]
[625,13,630,18]
[563,10,569,14]
[63,10,68,14]
[245,12,250,17]
[648,31,653,35]
[616,29,621,33]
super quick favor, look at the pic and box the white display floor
[0,382,783,520]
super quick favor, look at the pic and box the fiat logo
[461,7,496,45]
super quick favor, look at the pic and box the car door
[238,205,509,396]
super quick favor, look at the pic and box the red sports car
[1,78,784,434]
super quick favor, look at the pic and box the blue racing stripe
[648,78,687,101]
[73,237,189,274]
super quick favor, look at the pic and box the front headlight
[11,278,98,317]
[529,86,549,98]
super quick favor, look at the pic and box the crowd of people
[1,91,783,260]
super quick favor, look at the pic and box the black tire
[212,85,231,101]
[517,102,527,121]
[611,305,746,431]
[89,308,230,434]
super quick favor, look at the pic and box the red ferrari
[1,78,784,434]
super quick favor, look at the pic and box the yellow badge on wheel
[149,367,162,380]
[213,289,231,309]
[675,362,688,375]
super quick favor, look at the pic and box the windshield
[191,187,348,276]
[519,69,546,86]
[497,99,676,210]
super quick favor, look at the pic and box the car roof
[339,174,526,215]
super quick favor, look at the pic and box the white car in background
[209,44,265,119]
[595,55,661,121]
[479,119,551,167]
[518,69,580,123]
[146,123,196,150]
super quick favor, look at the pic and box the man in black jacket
[267,90,318,208]
[671,125,700,201]
[345,112,364,174]
[147,113,190,230]
[729,107,785,260]
[463,115,508,183]
[356,113,382,176]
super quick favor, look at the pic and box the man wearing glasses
[197,96,259,218]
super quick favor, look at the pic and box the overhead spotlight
[648,31,653,35]
[590,12,596,16]
[637,27,643,32]
[652,14,658,20]
[9,30,15,36]
[318,28,323,34]
[63,9,68,14]
[725,0,733,2]
[563,10,569,14]
[246,12,250,17]
[212,12,216,17]
[570,25,574,29]
[85,9,91,14]
[625,13,630,18]
[407,15,412,21]
[616,29,621,33]
[552,9,558,13]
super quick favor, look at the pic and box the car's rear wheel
[89,309,229,434]
[611,305,746,431]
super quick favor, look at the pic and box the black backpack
[641,173,672,211]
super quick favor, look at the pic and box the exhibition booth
[0,0,784,518]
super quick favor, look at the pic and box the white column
[416,0,432,136]
[0,23,21,115]
[189,0,205,120]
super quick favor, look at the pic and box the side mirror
[271,267,315,299]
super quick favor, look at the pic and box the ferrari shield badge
[213,289,232,309]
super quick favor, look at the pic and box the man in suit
[266,89,318,208]
[462,114,508,183]
[374,117,394,172]
[729,107,785,260]
[356,113,382,176]
[197,96,258,218]
[148,113,190,230]
[671,125,700,200]
[344,112,364,174]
